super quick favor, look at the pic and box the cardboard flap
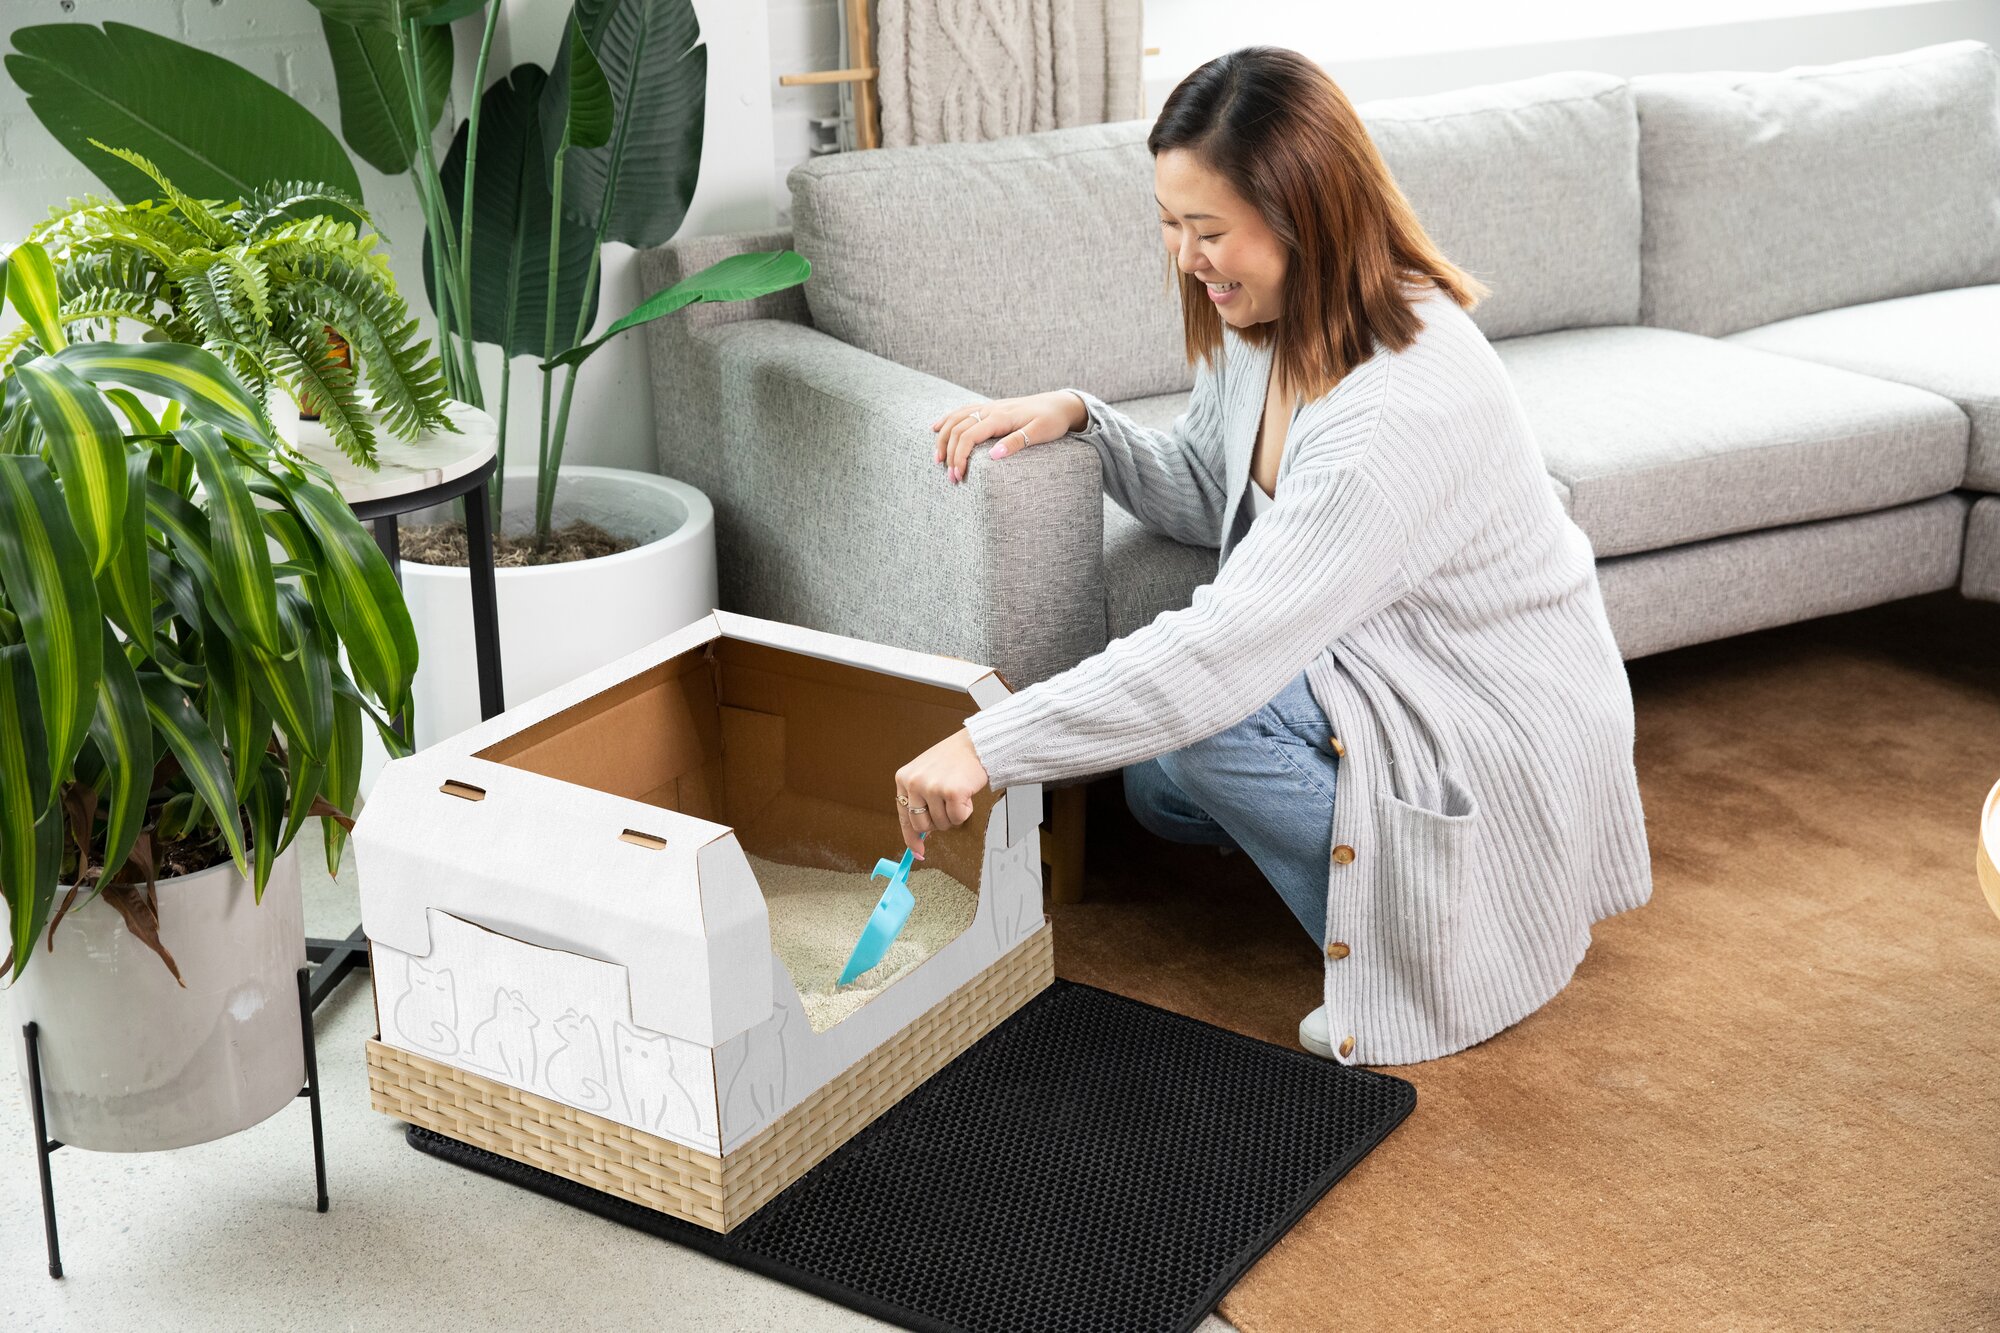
[355,757,772,1048]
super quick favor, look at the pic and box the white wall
[1140,0,2000,107]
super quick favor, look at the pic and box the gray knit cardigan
[962,282,1655,1067]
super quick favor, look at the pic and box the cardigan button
[1328,734,1346,757]
[1331,844,1356,864]
[1325,940,1350,960]
[1338,1035,1355,1058]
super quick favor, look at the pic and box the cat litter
[751,852,979,1033]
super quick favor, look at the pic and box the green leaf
[282,740,326,853]
[249,588,333,762]
[541,0,705,248]
[0,644,59,977]
[5,22,363,208]
[5,241,68,354]
[202,624,272,805]
[562,17,615,152]
[303,0,452,32]
[103,387,164,437]
[421,0,489,22]
[321,15,453,176]
[98,445,155,658]
[547,250,809,370]
[0,454,103,807]
[15,357,130,576]
[321,686,363,877]
[146,483,247,645]
[246,761,287,903]
[138,671,249,877]
[174,425,283,654]
[287,467,418,720]
[56,341,275,448]
[427,64,598,357]
[89,626,153,884]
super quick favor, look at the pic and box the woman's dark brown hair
[1149,46,1489,399]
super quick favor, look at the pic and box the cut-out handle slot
[619,828,667,851]
[440,780,487,802]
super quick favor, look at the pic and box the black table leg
[294,967,329,1213]
[464,474,505,721]
[305,926,369,1011]
[372,510,401,583]
[22,1022,62,1279]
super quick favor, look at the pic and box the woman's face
[1155,147,1288,328]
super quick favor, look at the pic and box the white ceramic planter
[391,465,718,754]
[5,849,307,1153]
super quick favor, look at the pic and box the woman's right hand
[930,390,1088,485]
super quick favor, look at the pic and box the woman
[894,47,1653,1066]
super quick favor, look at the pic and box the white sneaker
[1298,1004,1336,1059]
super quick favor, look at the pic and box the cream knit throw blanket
[876,0,1145,148]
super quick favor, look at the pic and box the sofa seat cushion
[1726,285,2000,492]
[1493,326,1969,558]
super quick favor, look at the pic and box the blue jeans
[1121,669,1339,946]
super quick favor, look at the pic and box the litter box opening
[473,636,998,894]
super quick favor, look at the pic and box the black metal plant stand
[21,965,328,1279]
[305,460,506,1012]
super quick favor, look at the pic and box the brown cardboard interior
[476,636,999,895]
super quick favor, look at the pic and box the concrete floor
[2,829,1240,1332]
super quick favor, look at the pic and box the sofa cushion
[790,121,1187,403]
[1492,326,1968,558]
[1362,72,1640,341]
[1633,40,2000,337]
[1098,392,1217,638]
[1726,285,2000,492]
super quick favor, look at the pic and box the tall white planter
[6,849,307,1153]
[392,465,718,755]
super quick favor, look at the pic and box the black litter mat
[407,978,1416,1333]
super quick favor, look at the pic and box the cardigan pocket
[1371,767,1477,987]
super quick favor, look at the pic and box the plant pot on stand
[9,848,329,1277]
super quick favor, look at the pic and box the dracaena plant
[0,240,418,984]
[19,143,453,469]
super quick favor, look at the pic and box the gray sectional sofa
[640,38,2000,703]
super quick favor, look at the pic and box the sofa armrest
[642,309,1108,691]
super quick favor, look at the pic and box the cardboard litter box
[357,611,1052,1232]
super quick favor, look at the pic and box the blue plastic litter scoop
[837,832,927,986]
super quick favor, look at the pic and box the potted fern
[23,143,453,468]
[0,241,418,1152]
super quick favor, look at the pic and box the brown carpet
[1047,589,2000,1331]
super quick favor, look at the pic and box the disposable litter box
[357,611,1051,1232]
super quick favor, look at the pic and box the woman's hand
[930,390,1089,484]
[894,728,990,856]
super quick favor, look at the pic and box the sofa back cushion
[1634,40,2000,337]
[790,121,1184,402]
[787,72,1641,399]
[1362,72,1640,341]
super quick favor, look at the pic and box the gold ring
[896,794,911,808]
